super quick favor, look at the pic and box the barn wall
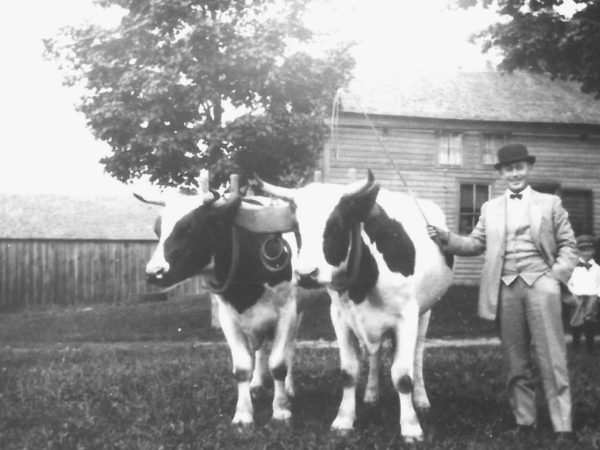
[324,115,600,285]
[0,239,204,309]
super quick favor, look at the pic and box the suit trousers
[498,275,572,432]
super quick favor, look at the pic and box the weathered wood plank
[0,239,206,309]
[326,116,600,285]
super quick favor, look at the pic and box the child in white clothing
[567,234,600,353]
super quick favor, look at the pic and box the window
[438,132,463,165]
[531,184,593,236]
[459,183,491,234]
[482,134,507,165]
[561,189,593,236]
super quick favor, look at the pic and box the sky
[0,0,501,195]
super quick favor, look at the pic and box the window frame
[560,188,594,236]
[482,133,509,166]
[437,131,464,167]
[457,180,493,235]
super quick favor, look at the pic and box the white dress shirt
[568,258,600,296]
[504,185,532,232]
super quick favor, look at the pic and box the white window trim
[458,181,492,235]
[438,132,463,166]
[482,133,508,166]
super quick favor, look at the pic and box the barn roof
[340,70,600,125]
[0,193,159,240]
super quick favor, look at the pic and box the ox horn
[342,169,376,197]
[213,174,241,210]
[133,193,166,207]
[253,174,296,202]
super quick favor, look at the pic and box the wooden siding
[324,115,600,285]
[0,239,204,309]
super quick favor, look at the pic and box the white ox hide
[136,190,301,426]
[258,172,453,442]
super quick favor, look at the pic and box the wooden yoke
[233,174,297,234]
[235,200,297,233]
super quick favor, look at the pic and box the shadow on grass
[0,284,494,343]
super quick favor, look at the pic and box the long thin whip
[336,88,432,227]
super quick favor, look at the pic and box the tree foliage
[45,0,354,187]
[457,0,600,98]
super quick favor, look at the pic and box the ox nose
[146,264,169,282]
[295,267,320,287]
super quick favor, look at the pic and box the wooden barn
[0,192,200,310]
[323,70,600,285]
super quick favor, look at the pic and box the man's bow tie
[578,261,592,270]
[510,193,522,200]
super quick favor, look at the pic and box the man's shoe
[555,432,575,444]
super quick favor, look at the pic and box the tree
[45,0,354,187]
[457,0,600,98]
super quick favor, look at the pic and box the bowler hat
[494,143,536,170]
[576,234,596,250]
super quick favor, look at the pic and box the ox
[135,180,301,426]
[256,170,453,442]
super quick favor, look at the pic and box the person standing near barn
[567,234,600,354]
[428,143,578,443]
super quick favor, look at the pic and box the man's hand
[427,225,450,245]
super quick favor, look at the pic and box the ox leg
[284,310,304,400]
[218,304,255,426]
[363,345,381,405]
[392,300,424,443]
[250,344,268,399]
[268,302,299,422]
[413,310,431,412]
[330,298,361,432]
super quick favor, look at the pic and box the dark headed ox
[256,170,454,443]
[135,175,301,427]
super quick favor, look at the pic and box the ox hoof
[332,428,353,438]
[272,408,292,423]
[231,412,254,428]
[331,417,355,435]
[401,426,424,445]
[402,434,425,445]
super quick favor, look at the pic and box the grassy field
[1,285,592,448]
[0,285,495,344]
[1,343,599,449]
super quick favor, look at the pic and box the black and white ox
[135,186,301,426]
[256,171,453,442]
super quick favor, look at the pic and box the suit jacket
[446,189,577,320]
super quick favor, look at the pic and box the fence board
[0,239,204,309]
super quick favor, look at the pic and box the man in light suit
[428,143,578,443]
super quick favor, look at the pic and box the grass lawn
[0,285,495,344]
[0,285,595,448]
[0,343,599,449]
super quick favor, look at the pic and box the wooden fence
[0,239,204,309]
